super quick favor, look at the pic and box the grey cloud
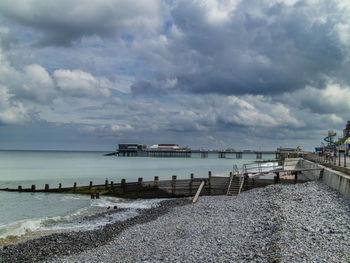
[129,0,347,97]
[0,0,161,46]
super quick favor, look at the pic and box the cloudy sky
[0,0,349,151]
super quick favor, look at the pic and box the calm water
[0,150,275,244]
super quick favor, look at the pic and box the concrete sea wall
[299,158,350,199]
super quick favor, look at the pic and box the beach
[1,181,350,263]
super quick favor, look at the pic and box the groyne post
[18,185,22,192]
[31,185,36,192]
[89,181,93,191]
[73,182,77,193]
[121,179,126,192]
[111,181,114,187]
[208,171,212,195]
[154,176,159,186]
[172,175,177,195]
[95,192,100,199]
[91,193,95,199]
[45,184,49,191]
[105,179,108,190]
[59,183,62,192]
[138,177,143,194]
[190,173,194,195]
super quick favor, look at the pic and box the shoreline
[1,181,350,262]
[0,198,191,263]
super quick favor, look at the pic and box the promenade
[305,153,350,175]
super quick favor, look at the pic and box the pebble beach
[1,181,350,263]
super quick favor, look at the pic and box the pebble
[1,181,350,262]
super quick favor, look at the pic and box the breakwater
[0,170,307,199]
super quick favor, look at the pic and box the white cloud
[54,69,112,98]
[0,86,29,124]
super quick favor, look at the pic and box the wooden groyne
[0,170,308,199]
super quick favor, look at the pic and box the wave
[0,196,166,246]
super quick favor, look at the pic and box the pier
[114,149,280,159]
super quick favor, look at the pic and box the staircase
[226,174,244,196]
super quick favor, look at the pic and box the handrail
[238,176,244,195]
[226,173,234,195]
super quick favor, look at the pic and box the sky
[0,0,350,151]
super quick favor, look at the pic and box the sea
[0,150,275,246]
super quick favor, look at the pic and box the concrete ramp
[283,158,302,171]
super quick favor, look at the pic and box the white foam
[0,218,43,239]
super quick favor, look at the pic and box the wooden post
[110,181,114,187]
[31,185,36,192]
[208,171,212,195]
[95,192,100,199]
[138,177,143,184]
[59,183,62,192]
[154,176,159,186]
[274,172,280,183]
[105,179,108,190]
[18,185,22,192]
[192,181,205,204]
[172,175,177,195]
[89,181,93,191]
[73,182,77,193]
[294,172,298,184]
[121,178,126,191]
[45,184,49,191]
[189,173,194,196]
[91,193,95,199]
